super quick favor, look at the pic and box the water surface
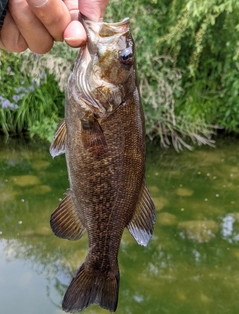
[0,136,239,314]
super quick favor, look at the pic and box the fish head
[67,15,137,115]
[82,16,135,85]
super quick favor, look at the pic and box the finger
[27,0,72,41]
[64,20,86,47]
[63,0,79,20]
[79,0,110,21]
[9,0,54,53]
[64,0,110,48]
[0,12,27,52]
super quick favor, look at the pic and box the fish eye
[119,47,133,65]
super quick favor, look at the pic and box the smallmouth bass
[50,14,155,313]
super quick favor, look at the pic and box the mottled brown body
[50,15,155,313]
[66,83,144,264]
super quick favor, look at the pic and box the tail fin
[62,262,119,313]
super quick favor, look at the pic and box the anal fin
[50,190,85,240]
[50,119,67,158]
[127,181,156,246]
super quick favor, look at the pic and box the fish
[49,14,156,313]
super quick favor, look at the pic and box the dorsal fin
[127,181,156,246]
[50,119,67,158]
[50,190,85,241]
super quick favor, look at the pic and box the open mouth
[81,14,130,39]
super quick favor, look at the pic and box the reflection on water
[1,136,239,314]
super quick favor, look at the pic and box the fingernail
[64,38,86,48]
[64,21,86,47]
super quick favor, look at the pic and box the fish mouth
[100,17,130,29]
[80,13,129,27]
[80,14,130,39]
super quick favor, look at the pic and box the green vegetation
[0,48,72,142]
[1,0,239,150]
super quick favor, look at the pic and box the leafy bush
[0,48,71,141]
[153,0,239,133]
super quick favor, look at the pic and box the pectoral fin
[81,116,107,158]
[50,119,67,158]
[50,190,85,240]
[127,182,156,246]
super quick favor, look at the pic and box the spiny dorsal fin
[127,182,156,246]
[50,190,85,241]
[50,119,67,158]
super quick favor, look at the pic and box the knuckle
[13,41,28,52]
[11,34,28,52]
[0,37,28,53]
[31,41,54,54]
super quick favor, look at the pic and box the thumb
[78,0,109,21]
[64,20,86,47]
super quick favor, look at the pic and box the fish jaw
[81,15,130,53]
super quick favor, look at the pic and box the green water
[1,136,239,314]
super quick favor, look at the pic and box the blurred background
[1,0,239,150]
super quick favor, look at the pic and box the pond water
[1,136,239,314]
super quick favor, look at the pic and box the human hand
[0,0,109,53]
